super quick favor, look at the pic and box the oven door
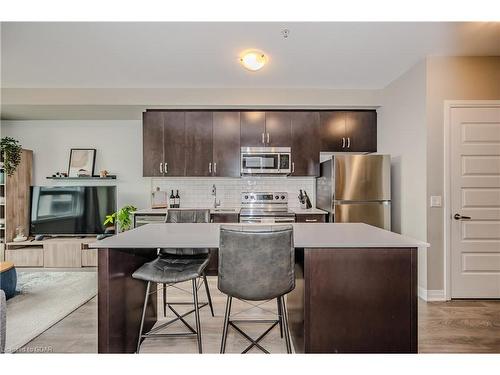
[241,152,280,174]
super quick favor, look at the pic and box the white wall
[378,60,428,291]
[1,120,150,209]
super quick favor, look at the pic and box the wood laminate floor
[17,277,500,353]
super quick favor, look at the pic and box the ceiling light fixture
[239,50,267,71]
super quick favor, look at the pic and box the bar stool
[132,253,209,353]
[132,209,214,353]
[218,225,295,354]
[160,209,214,318]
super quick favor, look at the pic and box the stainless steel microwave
[240,147,291,175]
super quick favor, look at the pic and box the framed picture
[68,148,96,177]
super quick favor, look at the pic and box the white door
[451,105,500,298]
[450,106,500,298]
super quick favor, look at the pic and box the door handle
[342,137,346,148]
[164,162,168,174]
[454,213,471,220]
[347,137,351,148]
[305,219,318,222]
[262,133,265,144]
[209,162,212,174]
[160,162,163,174]
[292,162,295,174]
[214,162,217,175]
[267,133,270,144]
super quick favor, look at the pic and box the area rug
[4,271,97,353]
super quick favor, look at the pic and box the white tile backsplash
[150,177,315,209]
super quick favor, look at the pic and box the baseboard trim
[418,287,446,301]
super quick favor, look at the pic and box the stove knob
[281,195,286,200]
[275,195,279,200]
[244,195,248,200]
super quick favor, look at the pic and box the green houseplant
[0,137,22,176]
[104,205,137,232]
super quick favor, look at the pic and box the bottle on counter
[175,190,180,208]
[303,190,312,209]
[298,189,305,207]
[169,190,175,208]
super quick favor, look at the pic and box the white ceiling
[1,22,499,89]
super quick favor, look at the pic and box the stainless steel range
[239,192,295,224]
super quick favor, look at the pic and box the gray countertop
[90,222,429,249]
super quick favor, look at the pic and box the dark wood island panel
[98,248,158,353]
[288,247,417,353]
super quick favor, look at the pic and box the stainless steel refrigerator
[316,154,391,230]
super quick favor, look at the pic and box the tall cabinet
[0,149,33,260]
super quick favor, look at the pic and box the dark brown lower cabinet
[288,247,417,353]
[295,214,326,223]
[98,248,158,353]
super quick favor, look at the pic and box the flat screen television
[30,186,117,236]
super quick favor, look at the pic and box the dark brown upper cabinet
[143,111,165,177]
[162,112,186,176]
[184,111,213,177]
[345,111,377,152]
[143,111,186,177]
[240,111,266,147]
[320,111,347,152]
[265,112,292,147]
[291,112,320,176]
[212,112,241,177]
[320,110,377,153]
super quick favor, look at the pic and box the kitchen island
[90,223,428,354]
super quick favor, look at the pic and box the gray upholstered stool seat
[132,255,210,284]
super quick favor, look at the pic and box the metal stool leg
[192,279,203,353]
[220,296,232,353]
[202,273,215,317]
[136,281,151,353]
[280,296,292,354]
[277,297,283,338]
[163,283,167,317]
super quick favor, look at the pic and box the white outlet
[430,195,442,208]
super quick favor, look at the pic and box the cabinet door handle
[267,133,270,144]
[342,137,346,148]
[262,133,265,144]
[214,162,217,175]
[292,162,295,173]
[160,162,163,174]
[164,162,168,174]
[305,219,318,222]
[347,137,351,148]
[209,162,212,174]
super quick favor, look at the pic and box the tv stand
[5,237,97,268]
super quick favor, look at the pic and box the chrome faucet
[212,184,221,208]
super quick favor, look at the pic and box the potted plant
[0,137,22,176]
[104,205,137,233]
